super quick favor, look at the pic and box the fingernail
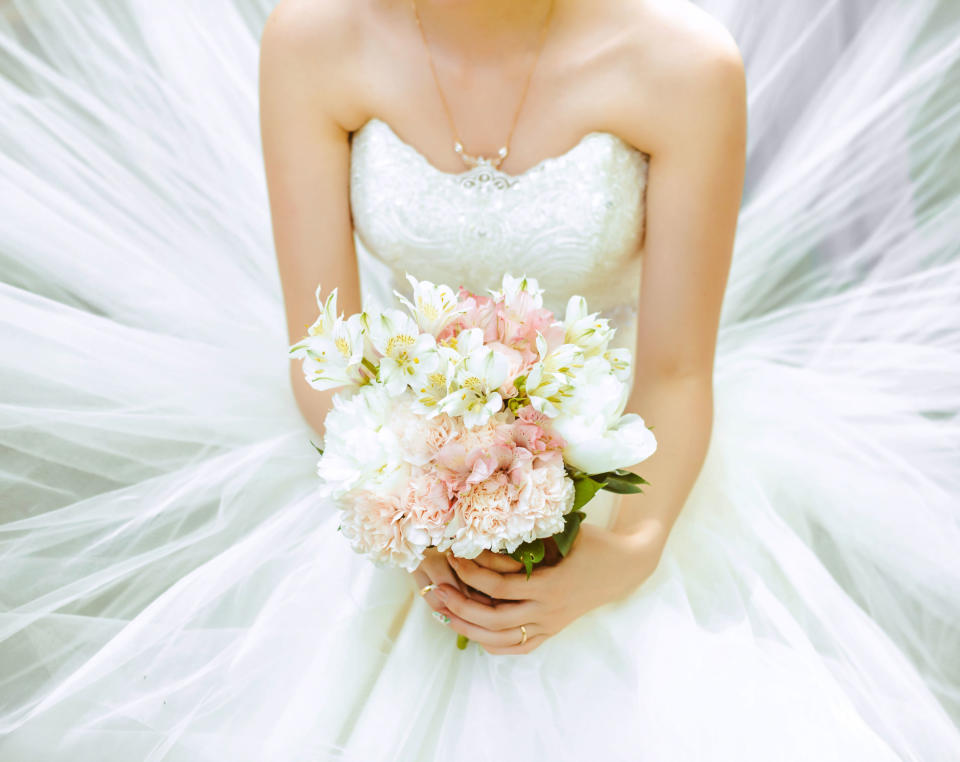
[432,611,451,626]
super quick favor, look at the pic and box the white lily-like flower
[564,295,616,357]
[394,273,465,335]
[304,283,339,338]
[604,347,632,382]
[489,273,544,309]
[363,309,439,396]
[443,326,485,359]
[289,311,368,392]
[439,346,509,427]
[524,332,583,417]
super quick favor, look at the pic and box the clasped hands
[411,520,667,654]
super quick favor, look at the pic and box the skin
[260,0,746,654]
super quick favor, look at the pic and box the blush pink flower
[439,287,499,343]
[338,489,424,571]
[402,468,454,547]
[396,411,463,467]
[438,439,574,558]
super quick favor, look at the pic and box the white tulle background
[1,1,959,760]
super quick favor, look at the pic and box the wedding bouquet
[289,273,657,580]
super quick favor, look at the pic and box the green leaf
[607,469,650,485]
[510,538,545,579]
[456,634,470,650]
[572,476,606,511]
[553,510,586,557]
[309,439,325,456]
[599,476,646,494]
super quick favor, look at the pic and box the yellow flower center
[386,334,416,356]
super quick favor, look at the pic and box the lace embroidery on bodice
[348,117,649,340]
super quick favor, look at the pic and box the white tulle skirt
[1,1,959,760]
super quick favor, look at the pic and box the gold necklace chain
[410,0,555,170]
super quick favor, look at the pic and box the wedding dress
[1,1,960,760]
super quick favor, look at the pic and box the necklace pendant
[454,142,509,170]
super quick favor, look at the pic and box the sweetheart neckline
[353,117,647,182]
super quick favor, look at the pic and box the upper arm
[259,0,362,350]
[631,24,746,380]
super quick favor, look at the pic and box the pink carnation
[338,489,424,571]
[438,434,575,558]
[402,468,455,548]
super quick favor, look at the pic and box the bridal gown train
[2,1,960,760]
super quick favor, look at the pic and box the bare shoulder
[259,0,365,128]
[607,0,746,154]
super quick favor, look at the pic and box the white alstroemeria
[564,295,616,357]
[544,356,657,473]
[439,346,510,428]
[524,333,583,417]
[289,312,367,392]
[604,347,632,382]
[394,273,465,335]
[412,370,451,413]
[443,326,485,360]
[305,284,340,338]
[363,309,439,396]
[488,273,544,309]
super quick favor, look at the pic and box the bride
[1,0,959,760]
[261,0,746,657]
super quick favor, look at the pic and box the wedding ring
[419,584,437,597]
[519,625,528,645]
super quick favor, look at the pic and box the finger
[431,607,536,649]
[428,552,494,603]
[448,553,542,601]
[471,549,525,573]
[411,569,432,595]
[434,583,538,631]
[421,553,473,608]
[482,633,550,655]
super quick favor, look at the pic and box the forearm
[609,370,714,544]
[290,362,335,444]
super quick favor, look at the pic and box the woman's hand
[410,547,495,614]
[427,520,668,654]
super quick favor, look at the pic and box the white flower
[394,273,465,335]
[604,348,632,382]
[563,295,616,357]
[289,311,367,392]
[305,283,339,338]
[363,308,439,396]
[544,356,657,473]
[524,333,583,417]
[439,346,509,428]
[316,384,405,497]
[489,273,544,309]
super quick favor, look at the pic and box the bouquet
[289,273,657,595]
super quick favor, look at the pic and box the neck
[411,0,556,59]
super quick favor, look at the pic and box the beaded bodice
[348,117,649,358]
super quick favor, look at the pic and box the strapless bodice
[348,117,649,327]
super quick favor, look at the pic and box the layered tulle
[1,0,959,759]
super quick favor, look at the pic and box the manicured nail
[432,611,451,625]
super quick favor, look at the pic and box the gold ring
[519,625,528,645]
[419,584,437,597]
